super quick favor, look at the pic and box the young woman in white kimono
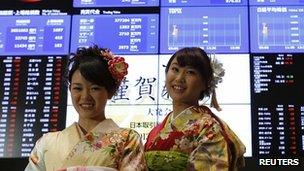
[25,45,147,171]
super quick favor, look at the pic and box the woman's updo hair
[67,45,120,97]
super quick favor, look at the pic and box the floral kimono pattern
[144,106,246,171]
[25,119,147,171]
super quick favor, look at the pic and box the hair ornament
[209,54,225,111]
[108,56,128,81]
[210,57,225,91]
[100,49,128,82]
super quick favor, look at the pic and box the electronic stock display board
[0,1,303,170]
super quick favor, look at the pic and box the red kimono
[145,106,246,171]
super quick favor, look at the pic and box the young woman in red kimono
[145,47,246,171]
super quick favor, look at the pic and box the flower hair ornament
[100,49,128,82]
[209,55,225,111]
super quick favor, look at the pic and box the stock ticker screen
[0,0,303,170]
[0,9,69,157]
[0,55,68,157]
[251,53,304,156]
[70,13,159,54]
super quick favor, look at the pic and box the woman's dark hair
[165,47,214,100]
[67,45,119,97]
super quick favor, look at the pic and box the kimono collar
[91,119,119,134]
[75,119,119,137]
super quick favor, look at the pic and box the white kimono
[25,119,147,171]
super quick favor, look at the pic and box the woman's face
[70,70,108,121]
[166,57,205,105]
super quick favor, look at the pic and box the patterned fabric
[58,166,117,171]
[145,106,246,171]
[25,119,147,171]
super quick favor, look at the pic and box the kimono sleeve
[187,120,230,171]
[24,134,49,171]
[119,129,147,171]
